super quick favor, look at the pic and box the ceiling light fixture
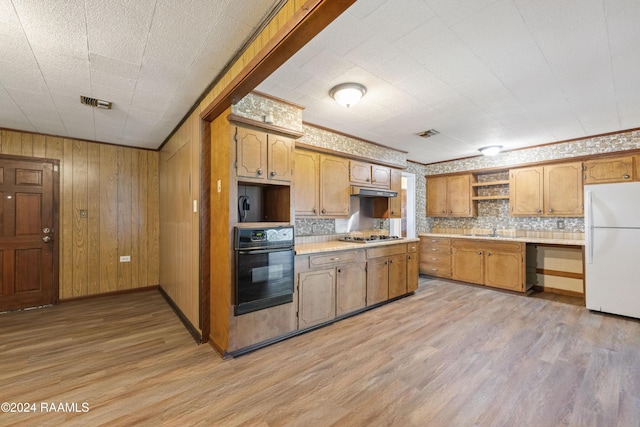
[329,83,366,108]
[417,129,440,138]
[479,145,503,156]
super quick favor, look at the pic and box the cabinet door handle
[477,251,482,255]
[441,210,446,214]
[487,252,491,256]
[312,208,317,214]
[366,177,370,182]
[321,209,326,214]
[389,259,393,264]
[548,208,554,213]
[535,209,542,213]
[256,169,263,176]
[269,171,276,177]
[384,261,388,265]
[408,256,412,260]
[623,174,630,179]
[391,211,395,215]
[337,269,342,273]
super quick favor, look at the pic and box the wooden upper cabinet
[235,126,293,182]
[544,162,583,216]
[350,161,372,185]
[371,165,391,188]
[510,167,544,216]
[510,163,583,217]
[426,174,475,217]
[584,156,635,184]
[426,176,447,216]
[235,127,267,179]
[447,174,473,217]
[319,155,350,217]
[294,150,319,216]
[350,161,391,188]
[267,134,293,182]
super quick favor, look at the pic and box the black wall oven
[234,226,294,316]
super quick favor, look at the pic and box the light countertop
[295,237,420,255]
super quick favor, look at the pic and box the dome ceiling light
[479,145,503,156]
[329,83,367,108]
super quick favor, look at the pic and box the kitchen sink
[462,233,515,239]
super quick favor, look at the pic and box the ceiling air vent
[417,129,440,138]
[80,96,112,109]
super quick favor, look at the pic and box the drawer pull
[431,257,438,261]
[431,239,437,243]
[623,174,630,179]
[431,248,438,251]
[431,268,437,271]
[330,257,340,261]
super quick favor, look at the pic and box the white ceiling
[0,0,281,149]
[257,0,640,164]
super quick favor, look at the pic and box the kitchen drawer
[407,242,418,252]
[420,236,451,247]
[419,244,452,255]
[309,250,362,268]
[366,243,406,259]
[419,254,451,268]
[419,263,452,278]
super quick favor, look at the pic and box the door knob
[43,236,52,243]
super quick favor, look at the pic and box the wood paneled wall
[159,112,201,332]
[0,129,160,299]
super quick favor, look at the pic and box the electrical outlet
[120,256,131,262]
[80,209,88,218]
[557,220,565,229]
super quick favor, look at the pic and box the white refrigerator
[585,181,640,319]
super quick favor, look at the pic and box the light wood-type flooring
[2,277,640,426]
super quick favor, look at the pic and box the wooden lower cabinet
[388,254,407,299]
[298,269,336,329]
[419,236,452,278]
[366,257,389,305]
[336,263,367,316]
[407,252,419,293]
[452,244,484,284]
[452,239,526,292]
[296,242,418,330]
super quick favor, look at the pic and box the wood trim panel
[296,142,406,169]
[0,129,160,300]
[158,286,202,344]
[535,268,584,280]
[251,91,306,110]
[200,119,211,342]
[228,114,304,139]
[60,285,158,302]
[200,0,356,123]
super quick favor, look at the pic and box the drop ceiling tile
[362,0,436,43]
[309,12,373,57]
[604,0,640,56]
[85,0,155,64]
[0,60,48,93]
[90,69,136,92]
[89,53,139,80]
[301,50,355,84]
[13,0,88,58]
[426,0,500,26]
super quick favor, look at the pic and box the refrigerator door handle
[585,190,593,264]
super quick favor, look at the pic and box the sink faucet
[491,227,497,237]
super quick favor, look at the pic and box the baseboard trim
[531,285,584,298]
[60,285,159,303]
[158,286,203,344]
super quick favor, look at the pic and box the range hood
[350,186,398,198]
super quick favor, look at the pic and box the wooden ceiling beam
[200,0,356,122]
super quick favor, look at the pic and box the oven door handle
[237,247,293,255]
